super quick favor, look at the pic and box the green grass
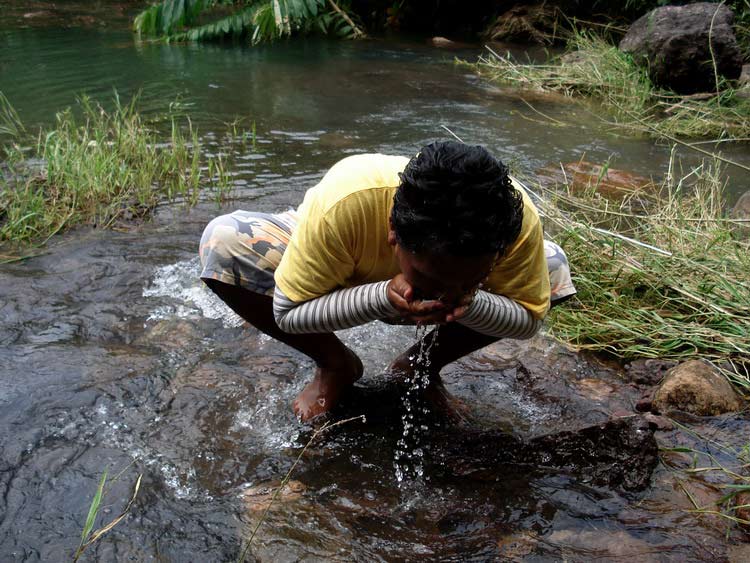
[662,421,750,531]
[73,469,143,562]
[524,153,750,390]
[468,30,750,139]
[0,93,234,251]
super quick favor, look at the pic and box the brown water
[2,4,750,561]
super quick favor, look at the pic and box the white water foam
[143,257,244,327]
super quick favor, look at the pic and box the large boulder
[619,3,743,94]
[653,360,743,415]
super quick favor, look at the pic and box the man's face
[388,229,496,306]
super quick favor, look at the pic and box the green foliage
[469,30,750,139]
[528,155,750,389]
[0,94,234,248]
[134,0,206,36]
[73,470,143,562]
[79,470,107,552]
[0,92,25,138]
[133,0,363,44]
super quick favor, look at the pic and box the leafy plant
[134,0,207,36]
[0,93,235,249]
[133,0,365,44]
[0,92,25,138]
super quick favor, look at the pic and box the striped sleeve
[273,282,399,334]
[457,290,542,339]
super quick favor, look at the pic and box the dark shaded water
[2,4,750,561]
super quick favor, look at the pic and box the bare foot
[423,381,475,425]
[293,348,363,422]
[387,354,474,425]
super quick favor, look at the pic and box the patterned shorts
[199,210,577,304]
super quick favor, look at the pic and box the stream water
[2,3,750,561]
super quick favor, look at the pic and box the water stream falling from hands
[393,324,440,483]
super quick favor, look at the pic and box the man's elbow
[514,317,543,340]
[272,301,295,333]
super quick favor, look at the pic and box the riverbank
[466,30,750,140]
[0,94,235,256]
[526,154,750,390]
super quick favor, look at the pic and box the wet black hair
[391,140,524,257]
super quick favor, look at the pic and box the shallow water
[2,4,750,561]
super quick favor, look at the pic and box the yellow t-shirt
[274,153,551,319]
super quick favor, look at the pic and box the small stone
[652,360,742,416]
[730,190,750,239]
[734,491,750,526]
[635,393,654,412]
[642,413,674,431]
[497,531,537,558]
[738,64,750,87]
[728,542,750,562]
[430,36,468,48]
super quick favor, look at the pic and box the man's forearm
[273,284,542,339]
[457,290,542,339]
[273,282,398,334]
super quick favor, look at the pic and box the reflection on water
[2,6,750,561]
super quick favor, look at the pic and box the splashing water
[394,324,439,484]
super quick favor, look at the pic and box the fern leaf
[305,0,321,17]
[133,0,205,36]
[172,5,257,41]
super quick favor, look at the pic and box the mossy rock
[653,359,743,415]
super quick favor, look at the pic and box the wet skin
[204,229,501,422]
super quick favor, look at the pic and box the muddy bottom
[1,199,748,561]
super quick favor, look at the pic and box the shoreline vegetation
[465,30,750,140]
[0,94,236,255]
[523,155,750,391]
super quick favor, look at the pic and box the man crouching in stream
[198,141,576,421]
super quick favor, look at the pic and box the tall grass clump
[525,154,750,390]
[470,30,750,139]
[0,94,231,248]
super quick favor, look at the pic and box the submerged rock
[242,479,306,512]
[429,36,472,49]
[442,415,658,492]
[523,415,658,491]
[535,160,654,202]
[619,3,743,94]
[652,360,742,416]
